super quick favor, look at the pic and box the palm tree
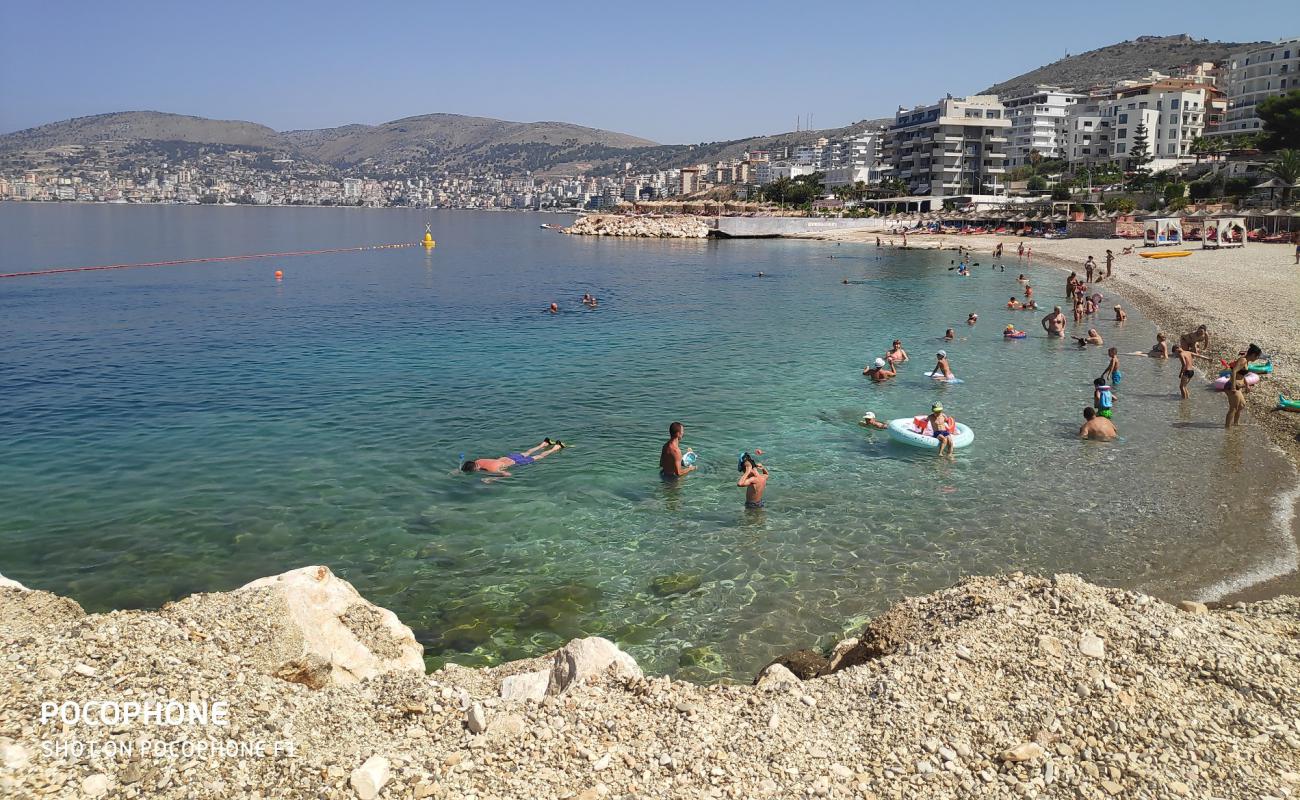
[1190,136,1209,165]
[1265,149,1300,205]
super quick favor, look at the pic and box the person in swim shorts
[926,402,956,457]
[737,452,769,508]
[461,438,566,478]
[932,350,954,380]
[1173,344,1209,399]
[864,357,897,382]
[1101,347,1122,390]
[1093,378,1115,418]
[659,421,696,481]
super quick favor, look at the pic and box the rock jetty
[562,214,711,238]
[2,569,1298,799]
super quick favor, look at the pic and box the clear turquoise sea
[1,204,1295,681]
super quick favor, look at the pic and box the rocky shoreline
[2,567,1298,799]
[561,215,711,238]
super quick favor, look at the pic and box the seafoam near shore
[2,567,1298,799]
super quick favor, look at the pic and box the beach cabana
[1141,216,1184,246]
[1200,214,1247,249]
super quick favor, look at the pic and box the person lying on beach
[860,411,888,430]
[462,438,566,478]
[1223,344,1264,428]
[1120,245,1134,255]
[659,421,696,481]
[932,350,954,380]
[1073,329,1104,347]
[1041,307,1067,337]
[1172,344,1210,399]
[1113,305,1126,322]
[737,453,769,509]
[1101,347,1122,390]
[1150,333,1169,358]
[864,358,897,382]
[886,340,909,364]
[1179,325,1210,354]
[1079,407,1117,441]
[944,329,956,341]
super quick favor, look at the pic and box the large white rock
[234,566,424,686]
[755,663,799,690]
[349,755,391,800]
[0,573,28,591]
[500,669,551,703]
[550,637,641,694]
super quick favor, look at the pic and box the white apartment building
[1104,81,1210,172]
[1214,37,1300,138]
[1000,86,1084,166]
[888,95,1010,197]
[1062,97,1113,165]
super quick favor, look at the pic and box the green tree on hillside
[1126,124,1153,189]
[1257,91,1300,150]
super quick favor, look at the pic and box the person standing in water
[737,452,769,509]
[1113,305,1126,322]
[885,340,909,364]
[659,421,696,481]
[1101,347,1122,390]
[1173,344,1209,399]
[1223,344,1264,428]
[1041,306,1067,337]
[1084,255,1096,283]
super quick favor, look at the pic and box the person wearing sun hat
[863,356,897,382]
[931,350,954,380]
[860,411,887,430]
[926,402,956,456]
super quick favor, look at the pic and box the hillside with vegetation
[981,34,1264,96]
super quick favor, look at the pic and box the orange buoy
[274,270,284,280]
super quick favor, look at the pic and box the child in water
[737,452,769,509]
[1101,347,1122,390]
[1093,378,1114,418]
[860,411,888,430]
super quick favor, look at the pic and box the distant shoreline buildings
[2,36,1296,210]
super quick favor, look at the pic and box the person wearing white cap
[859,411,887,430]
[863,356,897,382]
[931,350,954,380]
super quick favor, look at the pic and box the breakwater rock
[562,214,711,238]
[2,569,1297,798]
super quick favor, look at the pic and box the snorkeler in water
[462,438,566,478]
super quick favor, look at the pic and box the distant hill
[0,111,282,152]
[980,34,1264,97]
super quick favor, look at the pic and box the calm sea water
[2,204,1296,681]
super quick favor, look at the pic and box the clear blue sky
[1,0,1291,143]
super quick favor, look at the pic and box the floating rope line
[0,242,419,279]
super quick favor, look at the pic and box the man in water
[967,312,979,326]
[1223,344,1264,428]
[1172,344,1209,399]
[931,350,954,380]
[864,357,897,382]
[737,452,769,509]
[1113,305,1126,322]
[860,411,888,430]
[1179,324,1210,354]
[659,421,696,481]
[1079,407,1117,440]
[1073,329,1104,347]
[943,328,956,341]
[1041,306,1067,337]
[547,303,559,314]
[461,438,566,478]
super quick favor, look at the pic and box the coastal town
[2,35,1296,214]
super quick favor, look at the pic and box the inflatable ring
[887,418,975,449]
[1212,373,1261,391]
